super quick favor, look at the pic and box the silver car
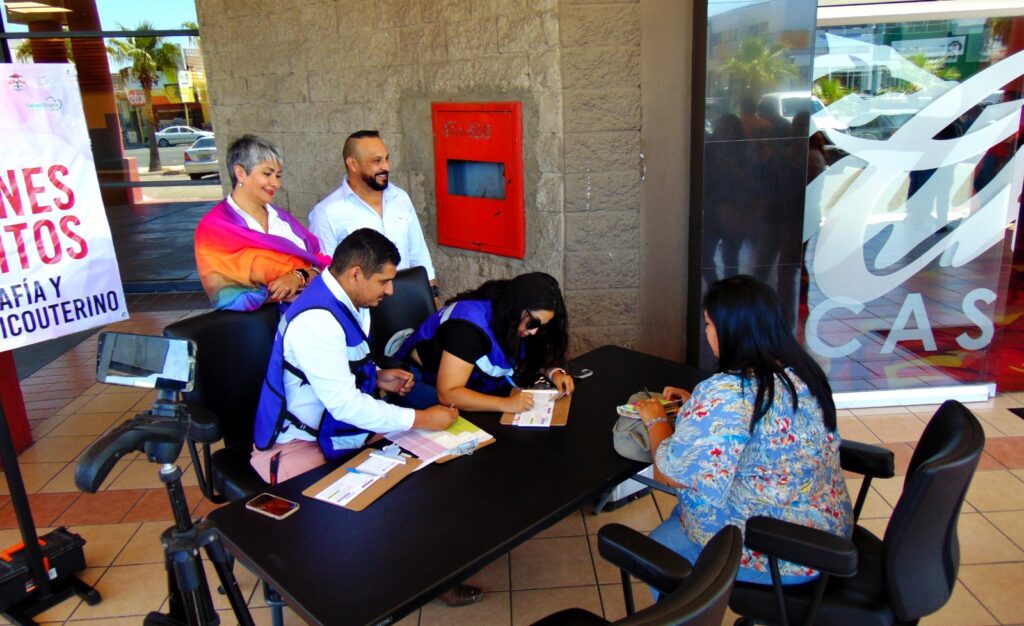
[183,137,218,180]
[155,125,212,147]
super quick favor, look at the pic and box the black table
[207,345,709,625]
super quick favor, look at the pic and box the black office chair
[369,265,435,366]
[164,304,279,504]
[165,304,286,625]
[532,524,742,626]
[729,399,985,626]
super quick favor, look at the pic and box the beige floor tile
[201,555,260,612]
[105,458,173,490]
[69,562,169,619]
[535,510,586,539]
[31,413,71,438]
[55,395,96,418]
[972,414,1010,440]
[984,511,1024,550]
[908,403,944,418]
[583,494,663,534]
[467,552,510,592]
[41,452,136,494]
[652,489,676,521]
[0,462,66,495]
[920,581,998,626]
[845,478,894,520]
[965,471,1024,512]
[510,536,595,590]
[599,581,657,622]
[18,435,96,464]
[78,393,146,415]
[973,409,1024,436]
[421,590,510,626]
[29,566,104,623]
[857,516,888,539]
[47,411,125,437]
[244,605,311,626]
[858,413,928,443]
[113,520,167,565]
[67,522,140,567]
[850,405,913,417]
[589,533,625,585]
[864,479,904,511]
[958,562,1024,623]
[511,586,602,626]
[837,416,882,444]
[956,512,1024,564]
[62,616,151,625]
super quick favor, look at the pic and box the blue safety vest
[253,276,378,460]
[396,299,517,394]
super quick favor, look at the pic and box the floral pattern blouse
[655,370,853,580]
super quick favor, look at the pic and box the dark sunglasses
[524,312,550,331]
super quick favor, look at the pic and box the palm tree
[107,21,181,172]
[721,36,799,100]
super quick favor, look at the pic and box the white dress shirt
[227,195,307,249]
[309,177,435,279]
[276,271,415,447]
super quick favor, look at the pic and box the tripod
[76,392,254,626]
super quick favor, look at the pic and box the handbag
[611,391,658,462]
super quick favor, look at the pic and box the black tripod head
[75,333,198,494]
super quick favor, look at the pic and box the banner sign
[0,63,128,351]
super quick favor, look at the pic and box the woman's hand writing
[504,389,535,413]
[661,386,692,403]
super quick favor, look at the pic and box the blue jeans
[394,363,439,410]
[648,505,817,594]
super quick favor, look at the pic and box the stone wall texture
[196,0,643,356]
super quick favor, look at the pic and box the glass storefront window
[802,13,1024,392]
[1,1,216,287]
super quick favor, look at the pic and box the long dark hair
[704,275,836,431]
[448,272,569,373]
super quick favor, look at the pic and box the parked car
[847,112,916,141]
[759,91,848,135]
[183,137,218,180]
[154,125,212,147]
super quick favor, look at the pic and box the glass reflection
[801,14,1024,391]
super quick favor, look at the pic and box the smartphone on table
[246,493,300,520]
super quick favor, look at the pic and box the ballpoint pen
[504,374,519,389]
[347,467,386,478]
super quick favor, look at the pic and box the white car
[758,92,848,135]
[183,137,218,180]
[154,125,212,147]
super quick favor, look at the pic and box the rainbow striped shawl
[195,198,331,311]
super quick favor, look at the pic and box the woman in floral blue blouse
[637,275,852,585]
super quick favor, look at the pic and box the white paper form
[312,455,403,507]
[513,389,559,427]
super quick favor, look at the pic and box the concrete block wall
[196,0,644,357]
[559,0,642,354]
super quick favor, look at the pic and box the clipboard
[435,433,496,463]
[500,392,572,426]
[302,448,421,511]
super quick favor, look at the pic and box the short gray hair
[226,134,283,186]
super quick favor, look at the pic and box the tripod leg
[204,538,255,626]
[167,548,213,626]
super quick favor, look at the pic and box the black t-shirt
[415,320,493,374]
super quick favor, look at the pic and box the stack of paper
[386,416,493,470]
[616,396,682,419]
[311,454,404,507]
[513,389,559,427]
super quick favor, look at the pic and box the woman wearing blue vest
[396,272,574,413]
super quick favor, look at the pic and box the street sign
[127,89,144,106]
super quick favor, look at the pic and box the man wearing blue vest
[251,228,457,484]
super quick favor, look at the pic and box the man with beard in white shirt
[310,130,440,306]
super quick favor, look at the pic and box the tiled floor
[3,304,1024,625]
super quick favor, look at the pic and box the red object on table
[0,352,33,455]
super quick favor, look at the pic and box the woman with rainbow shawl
[195,135,331,311]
